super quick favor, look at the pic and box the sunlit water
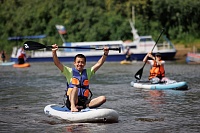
[0,61,200,133]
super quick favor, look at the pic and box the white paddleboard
[44,104,119,123]
[131,81,188,90]
[0,61,15,66]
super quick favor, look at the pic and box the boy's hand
[103,47,109,56]
[52,44,58,52]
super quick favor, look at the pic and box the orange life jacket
[149,60,165,79]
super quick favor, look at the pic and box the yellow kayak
[120,60,132,65]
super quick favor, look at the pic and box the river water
[0,61,200,133]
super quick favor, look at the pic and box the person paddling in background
[17,47,27,64]
[1,50,6,62]
[143,52,169,84]
[125,46,132,61]
[52,44,109,112]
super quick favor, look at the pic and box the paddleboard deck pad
[44,104,119,123]
[130,81,188,90]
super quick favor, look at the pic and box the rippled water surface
[0,61,200,133]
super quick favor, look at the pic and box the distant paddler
[16,47,27,64]
[1,50,6,62]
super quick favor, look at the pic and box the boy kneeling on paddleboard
[52,44,109,112]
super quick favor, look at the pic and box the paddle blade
[23,41,48,50]
[134,67,144,80]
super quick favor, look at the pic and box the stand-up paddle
[134,28,165,80]
[23,41,121,53]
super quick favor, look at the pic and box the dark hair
[74,54,86,62]
[155,52,161,57]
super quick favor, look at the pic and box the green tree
[0,0,200,55]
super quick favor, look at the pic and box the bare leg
[69,87,79,112]
[89,96,106,108]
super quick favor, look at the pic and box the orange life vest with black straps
[149,60,165,80]
[66,68,90,98]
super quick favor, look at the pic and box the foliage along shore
[0,0,200,56]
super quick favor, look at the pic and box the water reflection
[136,89,188,122]
[60,123,109,133]
[143,90,165,112]
[64,124,89,133]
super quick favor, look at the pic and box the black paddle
[134,28,165,80]
[23,41,121,53]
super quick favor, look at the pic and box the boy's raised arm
[52,44,64,72]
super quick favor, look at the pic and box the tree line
[0,0,199,53]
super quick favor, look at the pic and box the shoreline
[1,45,197,63]
[174,45,191,62]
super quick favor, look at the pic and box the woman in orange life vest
[52,44,109,112]
[143,52,169,84]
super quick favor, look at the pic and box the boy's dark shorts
[65,96,88,110]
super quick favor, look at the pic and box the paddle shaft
[46,45,120,51]
[151,28,165,52]
[24,41,121,53]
